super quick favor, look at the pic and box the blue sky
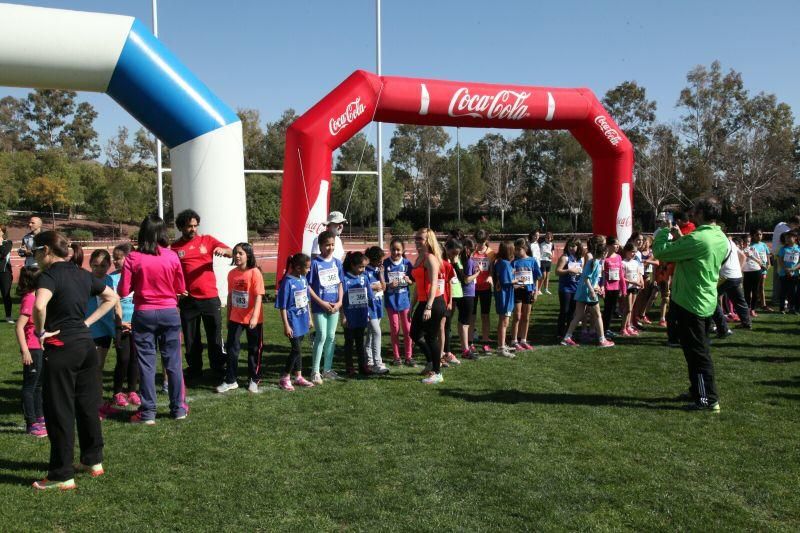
[2,0,798,164]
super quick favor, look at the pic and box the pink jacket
[118,247,186,311]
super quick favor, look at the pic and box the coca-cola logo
[616,215,632,228]
[329,97,366,136]
[447,88,530,120]
[594,115,623,146]
[304,222,326,234]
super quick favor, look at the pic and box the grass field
[0,274,798,531]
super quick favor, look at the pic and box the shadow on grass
[438,388,685,410]
[0,458,48,487]
[724,355,800,364]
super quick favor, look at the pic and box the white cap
[326,211,347,224]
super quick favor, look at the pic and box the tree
[0,96,33,152]
[543,133,592,231]
[443,145,483,216]
[238,108,268,170]
[105,126,136,168]
[23,89,100,159]
[389,125,449,227]
[25,175,68,227]
[61,101,100,159]
[245,174,281,230]
[474,133,521,228]
[635,124,683,228]
[264,108,298,170]
[602,81,657,152]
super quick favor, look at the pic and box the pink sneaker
[98,402,115,421]
[482,345,492,354]
[598,338,615,348]
[27,423,47,438]
[112,392,129,408]
[279,377,295,391]
[519,341,535,351]
[640,316,652,325]
[560,337,579,347]
[292,376,315,388]
[658,319,667,327]
[127,391,141,406]
[446,353,461,365]
[627,327,640,336]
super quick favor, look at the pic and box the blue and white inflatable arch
[0,3,246,296]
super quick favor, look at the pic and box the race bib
[348,287,368,306]
[476,258,489,272]
[437,278,445,294]
[515,270,533,285]
[568,262,581,272]
[608,268,620,281]
[785,251,800,264]
[626,269,639,282]
[319,267,340,287]
[450,276,460,285]
[293,289,308,309]
[232,290,249,309]
[387,271,405,285]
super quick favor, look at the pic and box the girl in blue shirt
[341,251,374,376]
[555,238,584,338]
[110,243,140,408]
[382,238,415,365]
[276,253,315,390]
[306,231,344,383]
[561,235,614,348]
[777,231,800,313]
[364,246,389,374]
[511,238,542,351]
[493,241,516,357]
[86,249,117,418]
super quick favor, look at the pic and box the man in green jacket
[653,198,729,412]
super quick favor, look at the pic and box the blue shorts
[495,289,515,316]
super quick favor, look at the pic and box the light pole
[376,0,384,248]
[456,126,461,223]
[151,0,164,219]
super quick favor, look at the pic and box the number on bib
[232,290,249,309]
[608,269,620,281]
[348,287,368,306]
[319,267,340,287]
[387,271,405,285]
[293,289,308,309]
[476,258,489,272]
[515,270,533,285]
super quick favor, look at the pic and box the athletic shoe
[686,401,721,413]
[518,341,535,351]
[5,316,14,324]
[605,330,617,339]
[445,353,460,365]
[658,319,667,327]
[112,392,129,408]
[498,346,516,358]
[392,357,402,366]
[716,329,733,339]
[404,358,417,368]
[441,357,449,368]
[130,412,155,425]
[173,410,188,421]
[98,402,115,421]
[560,337,579,347]
[420,362,433,375]
[544,289,552,295]
[26,423,47,438]
[311,372,323,385]
[469,345,479,357]
[74,463,104,477]
[293,376,315,387]
[461,349,475,361]
[620,329,634,337]
[248,380,261,394]
[481,345,492,354]
[215,381,239,394]
[322,370,343,380]
[127,391,141,406]
[750,310,758,318]
[32,478,76,491]
[372,365,390,375]
[640,316,652,324]
[279,377,295,391]
[421,372,444,385]
[598,338,615,348]
[160,382,169,394]
[626,327,640,336]
[511,341,522,351]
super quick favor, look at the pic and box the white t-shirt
[742,245,764,272]
[529,242,541,261]
[310,234,345,262]
[622,258,640,283]
[772,222,791,256]
[719,239,743,279]
[540,242,553,261]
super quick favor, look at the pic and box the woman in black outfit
[410,228,447,385]
[31,231,119,491]
[0,224,14,322]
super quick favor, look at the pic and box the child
[634,236,659,326]
[275,253,315,390]
[341,251,374,376]
[441,240,461,366]
[110,244,140,408]
[602,237,623,336]
[16,266,46,437]
[527,230,542,292]
[777,231,800,313]
[621,243,643,336]
[555,238,583,338]
[539,232,554,294]
[364,246,389,374]
[511,238,541,351]
[470,229,495,353]
[86,249,117,419]
[561,235,614,347]
[744,229,770,314]
[217,243,268,394]
[457,238,480,360]
[307,230,344,382]
[383,238,414,366]
[493,241,516,357]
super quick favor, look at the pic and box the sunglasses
[32,245,45,254]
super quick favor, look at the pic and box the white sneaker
[215,381,238,393]
[322,370,342,381]
[545,289,552,295]
[499,346,516,358]
[5,317,14,324]
[247,380,260,394]
[311,372,323,385]
[373,365,390,375]
[421,372,444,385]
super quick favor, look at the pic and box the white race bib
[319,267,340,287]
[568,261,581,272]
[293,289,308,309]
[514,270,533,285]
[437,278,445,294]
[387,271,405,285]
[348,287,368,306]
[476,258,489,272]
[232,290,249,309]
[785,251,800,264]
[608,268,620,281]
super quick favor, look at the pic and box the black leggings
[602,290,619,332]
[113,331,140,394]
[742,271,761,311]
[0,269,12,318]
[557,291,577,338]
[411,296,446,372]
[443,299,457,354]
[344,327,367,372]
[285,336,304,374]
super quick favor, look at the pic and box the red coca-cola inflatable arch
[277,70,633,279]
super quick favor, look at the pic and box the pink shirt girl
[117,247,185,309]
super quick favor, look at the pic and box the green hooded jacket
[652,224,729,317]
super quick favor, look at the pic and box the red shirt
[472,248,495,291]
[227,267,265,325]
[171,234,228,299]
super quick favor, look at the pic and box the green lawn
[0,274,798,531]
